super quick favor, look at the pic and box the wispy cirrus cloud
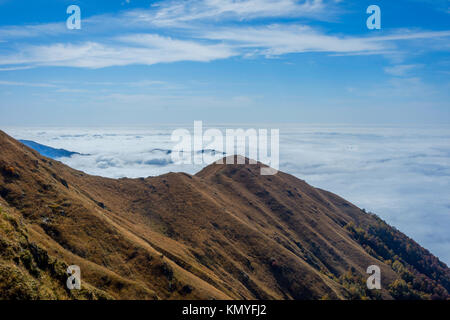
[2,25,450,69]
[384,64,422,76]
[0,66,33,71]
[200,24,387,55]
[0,0,334,40]
[0,36,237,68]
[0,22,68,40]
[0,80,58,87]
[0,0,449,69]
[144,0,333,26]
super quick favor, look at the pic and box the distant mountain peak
[18,139,82,159]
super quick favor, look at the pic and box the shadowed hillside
[0,130,448,300]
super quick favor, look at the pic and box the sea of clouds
[4,124,450,265]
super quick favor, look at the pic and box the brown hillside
[0,131,448,300]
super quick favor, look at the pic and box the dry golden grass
[0,132,448,300]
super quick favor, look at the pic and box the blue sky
[0,0,449,125]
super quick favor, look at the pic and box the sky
[0,0,449,125]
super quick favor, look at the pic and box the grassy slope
[0,131,448,300]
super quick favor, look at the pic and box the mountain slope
[0,130,448,300]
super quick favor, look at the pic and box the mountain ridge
[18,140,82,159]
[0,130,448,300]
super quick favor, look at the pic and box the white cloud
[0,0,448,69]
[0,0,334,41]
[145,0,330,27]
[0,25,448,69]
[0,22,68,39]
[370,30,450,41]
[0,80,58,88]
[2,25,387,68]
[201,24,387,55]
[384,64,422,76]
[0,36,236,68]
[202,26,450,56]
[0,66,33,71]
